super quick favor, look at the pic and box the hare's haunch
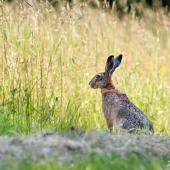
[89,55,154,134]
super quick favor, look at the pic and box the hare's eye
[96,75,100,79]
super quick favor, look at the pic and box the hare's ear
[113,54,122,71]
[105,55,115,77]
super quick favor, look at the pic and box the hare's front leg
[106,119,113,133]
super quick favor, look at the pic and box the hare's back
[117,99,153,131]
[121,109,151,129]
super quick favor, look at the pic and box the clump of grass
[0,132,170,170]
[0,1,170,135]
[0,132,170,164]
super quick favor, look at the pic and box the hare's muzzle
[89,80,94,88]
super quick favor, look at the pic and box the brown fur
[101,77,126,97]
[101,88,126,97]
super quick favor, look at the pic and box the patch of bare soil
[0,132,169,163]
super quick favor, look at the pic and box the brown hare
[89,55,154,134]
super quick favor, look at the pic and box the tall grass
[0,1,170,135]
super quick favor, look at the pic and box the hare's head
[89,54,122,89]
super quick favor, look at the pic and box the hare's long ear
[105,55,115,77]
[113,54,122,71]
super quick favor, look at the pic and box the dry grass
[0,131,169,164]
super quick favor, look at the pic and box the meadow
[0,1,170,169]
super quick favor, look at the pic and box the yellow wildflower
[160,68,164,72]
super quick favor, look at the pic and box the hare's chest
[102,94,119,118]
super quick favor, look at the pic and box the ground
[0,131,170,169]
